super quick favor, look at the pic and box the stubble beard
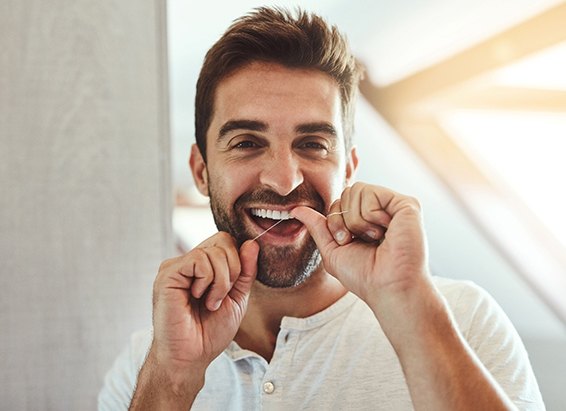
[208,185,324,288]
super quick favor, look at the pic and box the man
[99,7,544,410]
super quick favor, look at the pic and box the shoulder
[431,276,512,339]
[431,276,501,327]
[432,275,486,301]
[431,277,544,408]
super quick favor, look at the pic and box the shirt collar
[225,292,358,360]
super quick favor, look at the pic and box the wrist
[367,277,450,351]
[129,347,207,411]
[147,344,207,391]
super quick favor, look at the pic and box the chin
[255,247,321,288]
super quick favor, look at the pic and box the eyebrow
[217,120,338,141]
[295,122,337,137]
[218,120,268,141]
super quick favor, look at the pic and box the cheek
[208,163,258,200]
[306,167,346,206]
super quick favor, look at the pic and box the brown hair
[195,6,362,161]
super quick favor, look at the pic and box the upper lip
[245,203,313,212]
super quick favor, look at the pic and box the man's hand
[129,233,259,410]
[292,182,429,306]
[293,183,515,411]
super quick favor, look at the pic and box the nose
[259,149,304,196]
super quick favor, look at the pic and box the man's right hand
[129,233,259,410]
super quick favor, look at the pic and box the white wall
[0,1,171,409]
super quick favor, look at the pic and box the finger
[361,188,393,228]
[326,199,352,246]
[203,247,232,311]
[344,183,387,242]
[230,240,259,302]
[342,183,365,236]
[291,206,337,255]
[155,257,193,291]
[211,232,242,285]
[185,249,214,299]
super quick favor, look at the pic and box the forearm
[371,279,516,411]
[129,347,206,411]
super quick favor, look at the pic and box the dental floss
[252,218,285,241]
[252,210,349,241]
[326,210,350,218]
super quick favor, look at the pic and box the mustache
[234,185,326,213]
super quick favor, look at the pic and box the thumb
[230,239,259,300]
[291,206,337,255]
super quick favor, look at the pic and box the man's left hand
[292,182,429,307]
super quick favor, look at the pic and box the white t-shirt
[98,277,545,410]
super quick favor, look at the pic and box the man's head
[195,7,362,162]
[190,7,360,288]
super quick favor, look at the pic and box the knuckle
[216,231,236,245]
[158,257,174,272]
[191,248,209,263]
[351,181,365,192]
[206,245,226,261]
[405,196,422,210]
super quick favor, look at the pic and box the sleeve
[98,329,153,411]
[453,281,546,411]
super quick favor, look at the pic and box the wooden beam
[429,86,566,112]
[375,2,566,106]
[380,117,566,321]
[360,3,566,324]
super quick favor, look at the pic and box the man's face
[191,61,357,288]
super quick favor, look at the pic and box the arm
[293,183,517,411]
[129,234,259,410]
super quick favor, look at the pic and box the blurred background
[168,1,566,409]
[1,0,565,409]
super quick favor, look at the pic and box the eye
[233,140,260,149]
[302,141,327,150]
[298,139,330,152]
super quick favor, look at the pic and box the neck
[234,269,347,361]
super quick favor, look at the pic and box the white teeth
[251,208,294,220]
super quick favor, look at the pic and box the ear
[345,146,359,184]
[189,144,209,197]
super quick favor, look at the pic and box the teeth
[251,208,294,220]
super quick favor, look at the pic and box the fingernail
[335,230,347,243]
[212,300,222,311]
[366,230,378,240]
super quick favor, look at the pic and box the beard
[209,184,325,288]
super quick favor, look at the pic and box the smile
[250,208,294,221]
[246,207,304,241]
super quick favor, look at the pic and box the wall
[0,1,171,409]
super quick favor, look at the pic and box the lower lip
[248,215,306,243]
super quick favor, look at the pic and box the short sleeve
[451,281,545,410]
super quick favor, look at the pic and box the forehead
[210,61,343,133]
